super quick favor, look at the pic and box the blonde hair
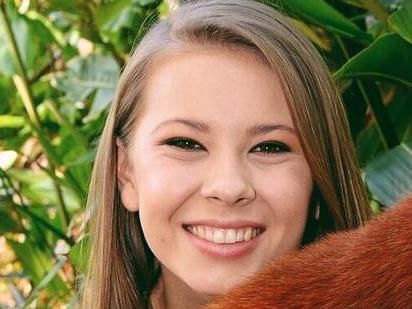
[81,0,370,308]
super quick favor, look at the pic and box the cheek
[135,157,202,257]
[259,161,312,219]
[135,157,199,218]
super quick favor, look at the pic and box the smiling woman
[117,47,313,303]
[80,0,371,308]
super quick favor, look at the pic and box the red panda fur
[205,194,412,309]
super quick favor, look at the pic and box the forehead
[139,47,292,131]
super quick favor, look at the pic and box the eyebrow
[151,117,296,136]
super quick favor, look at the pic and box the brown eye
[164,137,204,151]
[251,141,290,154]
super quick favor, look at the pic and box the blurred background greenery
[0,0,411,307]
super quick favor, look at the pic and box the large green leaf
[388,0,412,44]
[0,2,53,76]
[52,53,119,119]
[364,138,412,206]
[334,33,412,87]
[270,0,372,42]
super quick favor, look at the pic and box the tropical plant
[0,0,411,307]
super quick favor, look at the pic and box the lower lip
[183,227,264,259]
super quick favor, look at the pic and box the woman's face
[118,47,312,304]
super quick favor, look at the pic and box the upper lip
[182,220,266,229]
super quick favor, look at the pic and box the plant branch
[0,2,71,230]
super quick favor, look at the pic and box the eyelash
[162,137,290,154]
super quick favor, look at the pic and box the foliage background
[0,0,411,307]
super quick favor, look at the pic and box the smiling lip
[182,220,265,258]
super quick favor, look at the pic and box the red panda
[205,194,412,309]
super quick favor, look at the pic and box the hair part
[81,1,370,308]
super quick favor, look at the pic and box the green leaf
[7,168,80,212]
[357,122,385,166]
[53,53,119,119]
[69,234,90,273]
[0,204,22,233]
[6,239,69,297]
[45,0,83,15]
[364,138,412,206]
[0,2,54,76]
[0,115,25,128]
[0,76,14,113]
[388,0,412,44]
[272,0,372,42]
[94,0,147,53]
[94,0,131,30]
[357,88,412,165]
[22,255,68,308]
[334,33,412,87]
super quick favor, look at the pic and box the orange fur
[205,194,412,308]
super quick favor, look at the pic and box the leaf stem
[0,3,40,126]
[358,0,389,24]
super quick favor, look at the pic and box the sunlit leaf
[0,115,26,128]
[0,150,18,170]
[52,53,119,119]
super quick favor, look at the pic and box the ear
[117,139,139,212]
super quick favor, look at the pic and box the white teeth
[186,225,262,244]
[213,229,225,243]
[244,228,252,241]
[198,226,205,238]
[236,229,244,242]
[225,229,237,244]
[205,227,214,242]
[252,228,257,238]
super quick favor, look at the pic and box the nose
[200,155,256,207]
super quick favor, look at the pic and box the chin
[187,273,255,296]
